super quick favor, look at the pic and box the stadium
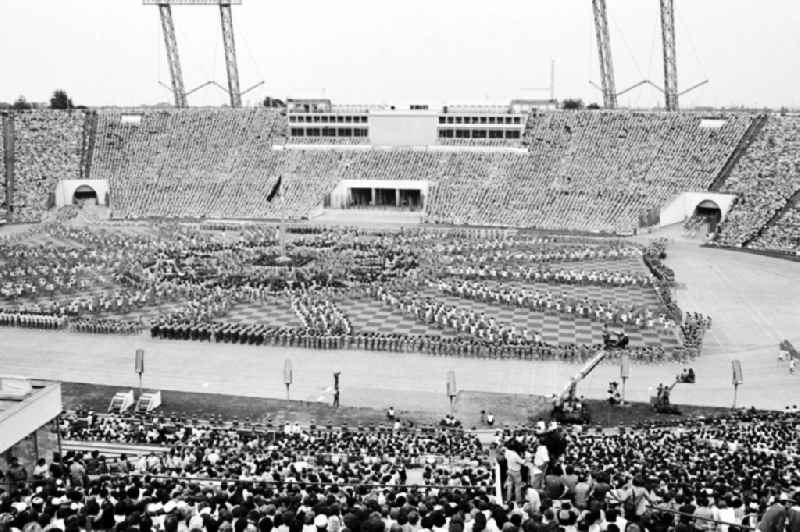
[0,0,799,531]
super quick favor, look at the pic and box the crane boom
[558,350,608,402]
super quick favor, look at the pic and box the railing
[708,113,768,192]
[741,186,800,247]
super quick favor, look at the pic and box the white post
[280,191,287,259]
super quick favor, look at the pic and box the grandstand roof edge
[283,144,529,153]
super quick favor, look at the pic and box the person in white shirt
[713,500,737,532]
[505,443,526,504]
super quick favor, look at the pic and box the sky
[1,0,799,109]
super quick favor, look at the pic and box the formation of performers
[434,279,671,329]
[441,264,653,288]
[0,309,67,329]
[70,318,144,335]
[0,221,710,362]
[149,317,676,362]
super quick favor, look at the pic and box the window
[322,127,336,137]
[456,129,470,138]
[438,129,454,138]
[338,128,352,136]
[513,117,522,124]
[291,128,304,136]
[472,129,487,138]
[489,130,504,139]
[345,116,352,123]
[321,116,329,123]
[120,114,143,125]
[306,128,321,137]
[480,116,487,124]
[447,116,454,124]
[455,117,462,124]
[354,128,368,137]
[505,117,513,124]
[313,116,321,123]
[439,117,446,124]
[488,117,496,124]
[505,130,521,139]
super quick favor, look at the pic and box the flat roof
[0,378,62,453]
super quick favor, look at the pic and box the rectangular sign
[732,359,743,385]
[135,349,145,375]
[283,359,293,385]
[446,371,457,397]
[620,354,631,379]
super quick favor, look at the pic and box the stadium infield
[2,226,799,413]
[59,382,732,429]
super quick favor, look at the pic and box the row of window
[290,127,369,137]
[289,115,368,124]
[439,115,523,125]
[438,129,522,139]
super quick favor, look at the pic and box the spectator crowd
[1,408,798,532]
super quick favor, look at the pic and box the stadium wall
[328,179,429,208]
[55,179,109,207]
[659,192,737,227]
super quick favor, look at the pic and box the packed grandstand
[0,406,798,532]
[0,107,798,254]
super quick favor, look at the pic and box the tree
[12,96,32,110]
[562,99,584,110]
[50,90,74,109]
[263,96,285,108]
[587,102,601,110]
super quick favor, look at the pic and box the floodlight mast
[144,0,244,108]
[219,3,242,108]
[157,4,187,108]
[589,0,706,111]
[592,0,617,109]
[660,0,679,110]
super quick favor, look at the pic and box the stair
[743,187,800,247]
[79,111,98,179]
[709,114,769,192]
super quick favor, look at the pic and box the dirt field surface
[60,382,732,429]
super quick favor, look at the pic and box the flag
[267,175,282,203]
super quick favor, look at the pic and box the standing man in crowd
[505,440,525,504]
[4,457,27,493]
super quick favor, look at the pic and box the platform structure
[135,390,162,413]
[0,377,62,476]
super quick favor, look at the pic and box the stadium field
[2,223,798,413]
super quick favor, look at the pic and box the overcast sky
[1,0,798,109]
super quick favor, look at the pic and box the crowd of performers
[0,221,709,362]
[433,279,672,330]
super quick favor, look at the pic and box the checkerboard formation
[1,222,703,361]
